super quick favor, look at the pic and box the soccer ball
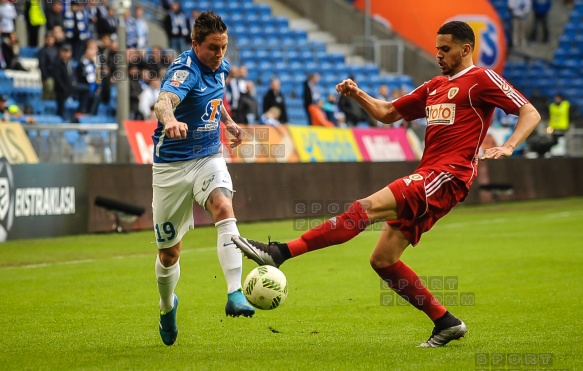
[243,266,288,310]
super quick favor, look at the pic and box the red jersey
[392,65,528,189]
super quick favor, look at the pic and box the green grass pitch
[1,197,582,370]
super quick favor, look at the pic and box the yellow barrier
[0,122,39,163]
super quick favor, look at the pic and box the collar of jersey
[448,65,475,81]
[189,48,216,75]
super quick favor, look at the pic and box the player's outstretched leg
[232,201,370,266]
[225,289,255,317]
[159,294,179,346]
[231,236,287,268]
[418,312,468,348]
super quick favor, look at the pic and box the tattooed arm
[220,104,243,148]
[154,91,188,139]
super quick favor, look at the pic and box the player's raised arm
[336,78,403,125]
[220,104,243,148]
[154,91,188,139]
[482,103,541,160]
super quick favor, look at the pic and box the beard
[441,55,463,75]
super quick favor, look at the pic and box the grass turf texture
[1,197,582,370]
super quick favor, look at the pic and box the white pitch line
[2,210,580,270]
[0,247,210,271]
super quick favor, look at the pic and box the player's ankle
[277,243,291,261]
[434,311,461,330]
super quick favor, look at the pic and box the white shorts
[152,153,233,249]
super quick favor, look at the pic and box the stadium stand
[490,0,583,117]
[5,0,421,164]
[4,0,416,129]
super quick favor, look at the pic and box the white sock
[155,255,180,313]
[215,218,243,294]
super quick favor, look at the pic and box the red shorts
[387,168,468,246]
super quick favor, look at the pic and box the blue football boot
[225,289,255,317]
[159,294,178,346]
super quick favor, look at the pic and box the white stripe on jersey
[155,131,166,158]
[425,172,454,197]
[484,69,528,107]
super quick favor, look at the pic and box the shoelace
[267,235,282,246]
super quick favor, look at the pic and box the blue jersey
[153,49,229,163]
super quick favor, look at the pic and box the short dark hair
[437,21,475,49]
[191,11,228,44]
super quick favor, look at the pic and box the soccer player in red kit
[233,21,541,347]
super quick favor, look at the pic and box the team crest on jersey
[172,70,189,83]
[448,87,459,99]
[409,174,423,181]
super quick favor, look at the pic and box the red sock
[287,201,370,257]
[373,260,447,321]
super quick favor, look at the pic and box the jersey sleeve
[391,81,431,121]
[479,69,529,115]
[160,64,199,101]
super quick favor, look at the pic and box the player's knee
[212,201,233,220]
[208,191,234,220]
[369,254,384,270]
[369,252,399,270]
[159,245,180,266]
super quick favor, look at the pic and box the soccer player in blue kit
[151,11,251,346]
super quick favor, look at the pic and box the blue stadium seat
[19,46,39,58]
[182,1,196,12]
[41,100,57,115]
[271,61,287,74]
[257,60,272,71]
[279,34,295,46]
[272,15,289,29]
[231,24,247,36]
[264,36,280,47]
[269,50,284,64]
[278,72,292,83]
[288,61,305,73]
[242,60,257,70]
[235,36,252,47]
[229,12,244,23]
[78,115,115,124]
[196,1,211,10]
[304,61,318,73]
[292,30,308,44]
[285,49,300,60]
[278,81,293,95]
[255,3,271,17]
[243,14,260,26]
[255,49,270,60]
[32,114,64,124]
[317,62,334,75]
[326,53,345,65]
[247,25,262,36]
[240,49,255,61]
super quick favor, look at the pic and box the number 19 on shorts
[155,222,176,242]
